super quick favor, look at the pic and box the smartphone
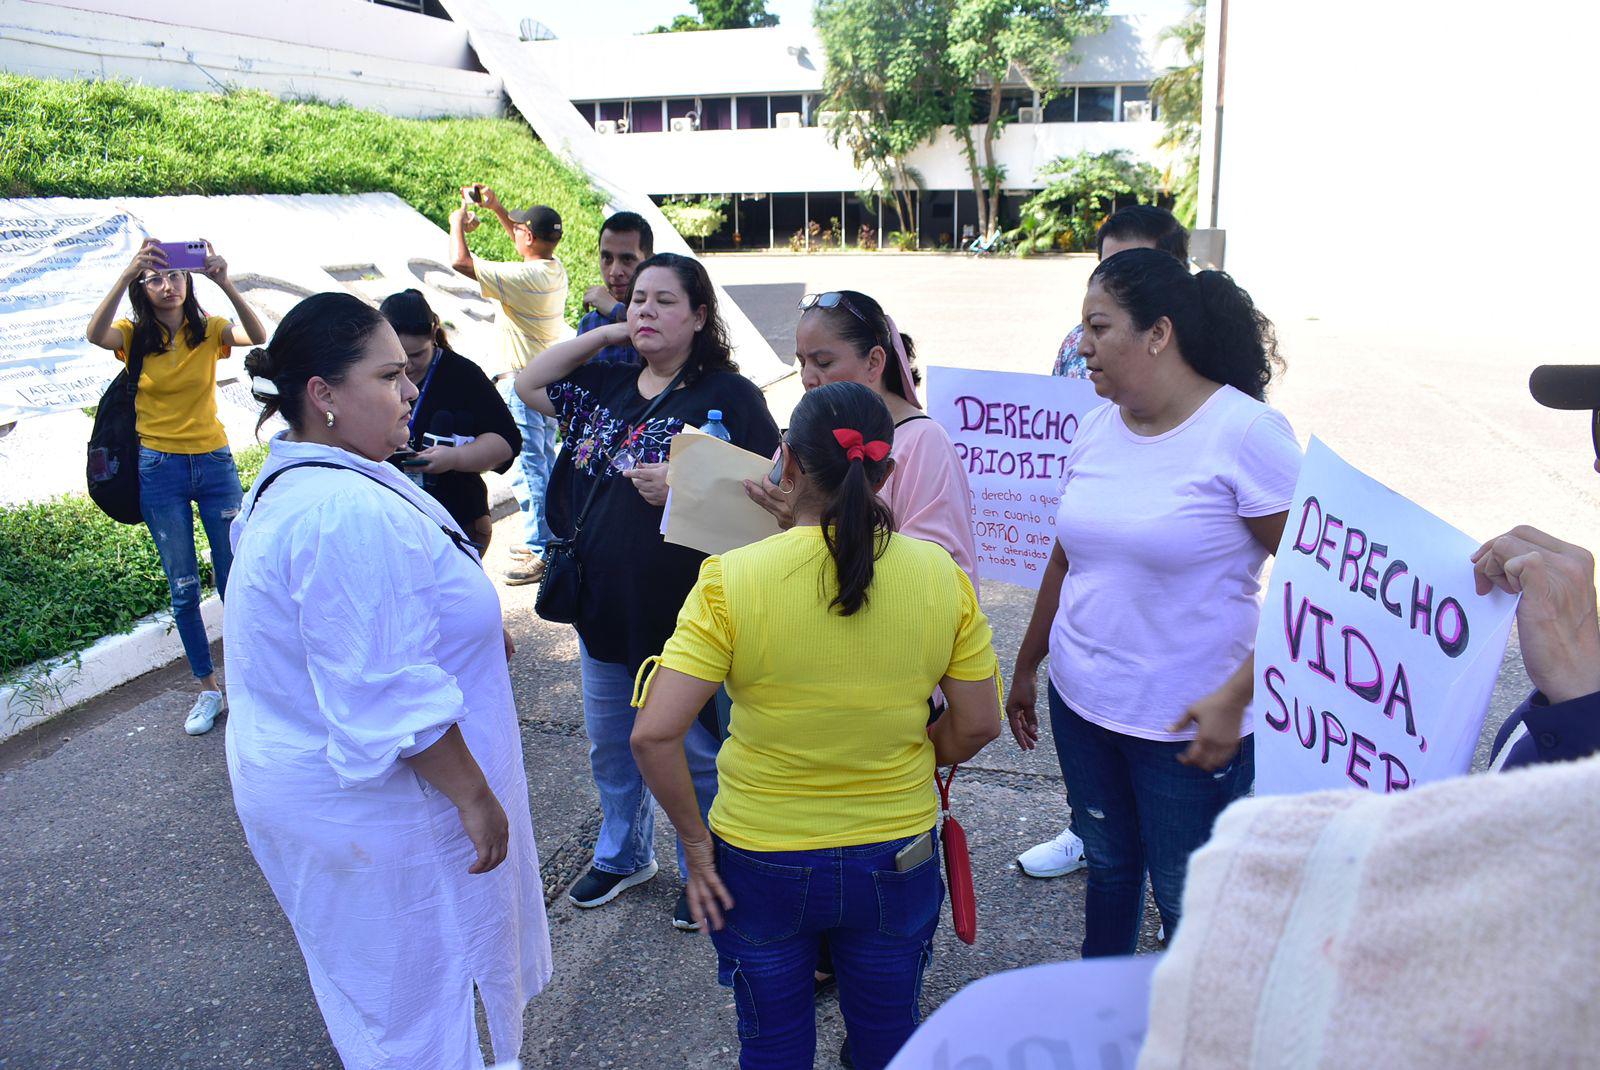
[766,453,783,486]
[469,185,484,204]
[894,830,934,872]
[387,448,417,464]
[401,457,431,469]
[154,240,207,271]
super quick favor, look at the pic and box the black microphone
[423,410,455,450]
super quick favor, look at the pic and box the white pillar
[769,196,775,249]
[804,191,810,251]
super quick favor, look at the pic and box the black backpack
[85,347,145,524]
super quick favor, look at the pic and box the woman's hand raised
[742,476,795,530]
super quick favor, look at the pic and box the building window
[631,99,664,133]
[1077,86,1115,122]
[1119,84,1152,121]
[599,101,625,124]
[771,94,803,126]
[999,88,1033,121]
[737,96,770,129]
[668,98,697,125]
[1042,89,1075,123]
[700,97,734,130]
[573,101,597,127]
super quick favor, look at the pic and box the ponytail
[1092,248,1283,400]
[788,381,897,616]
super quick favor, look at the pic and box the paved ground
[0,252,1559,1068]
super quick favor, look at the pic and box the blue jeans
[579,642,720,878]
[137,446,243,680]
[1048,682,1253,958]
[710,832,943,1070]
[498,377,558,556]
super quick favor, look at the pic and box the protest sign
[0,207,146,423]
[1253,438,1518,796]
[885,955,1156,1069]
[926,366,1106,588]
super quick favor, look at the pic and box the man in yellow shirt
[450,186,569,583]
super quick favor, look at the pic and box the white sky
[496,1,1192,41]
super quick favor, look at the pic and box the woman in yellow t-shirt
[632,381,1002,1070]
[86,238,267,736]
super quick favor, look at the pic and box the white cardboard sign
[886,955,1157,1069]
[1253,438,1518,795]
[926,366,1106,588]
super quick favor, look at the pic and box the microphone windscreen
[1528,365,1600,411]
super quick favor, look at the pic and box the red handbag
[937,764,977,945]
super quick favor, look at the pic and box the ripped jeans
[709,832,943,1070]
[138,447,243,680]
[1048,682,1253,958]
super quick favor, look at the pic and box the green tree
[652,0,779,32]
[658,196,730,248]
[1150,0,1204,227]
[1011,148,1161,251]
[945,0,1107,240]
[814,0,950,237]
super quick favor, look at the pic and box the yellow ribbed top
[649,526,998,851]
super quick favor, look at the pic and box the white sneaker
[184,691,225,736]
[1018,825,1087,878]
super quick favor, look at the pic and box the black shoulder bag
[85,347,147,524]
[536,365,689,625]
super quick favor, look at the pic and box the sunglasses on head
[799,291,870,326]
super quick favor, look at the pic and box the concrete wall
[1,0,503,118]
[597,121,1165,196]
[1206,1,1600,326]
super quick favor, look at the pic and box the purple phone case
[155,241,207,271]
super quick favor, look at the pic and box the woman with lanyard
[1006,248,1302,958]
[379,289,519,553]
[742,289,979,1003]
[631,381,1003,1070]
[515,252,781,931]
[84,238,266,736]
[225,293,550,1069]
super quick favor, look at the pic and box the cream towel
[1140,756,1600,1069]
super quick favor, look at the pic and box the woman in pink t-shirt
[743,289,978,591]
[1006,248,1303,959]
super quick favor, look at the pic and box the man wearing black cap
[1476,364,1600,767]
[450,185,569,585]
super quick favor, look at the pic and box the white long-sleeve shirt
[223,434,550,1069]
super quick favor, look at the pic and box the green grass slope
[0,74,608,682]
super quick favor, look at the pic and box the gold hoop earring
[778,477,795,495]
[325,410,336,428]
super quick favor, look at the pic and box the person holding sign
[1006,248,1302,957]
[84,237,266,736]
[630,381,1003,1070]
[743,289,979,591]
[515,253,780,930]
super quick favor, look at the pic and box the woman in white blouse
[223,292,550,1069]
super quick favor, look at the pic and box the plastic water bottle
[702,409,732,442]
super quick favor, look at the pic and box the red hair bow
[832,427,891,463]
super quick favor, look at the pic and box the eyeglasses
[139,270,186,288]
[799,291,870,327]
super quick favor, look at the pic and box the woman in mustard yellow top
[86,238,266,735]
[632,381,1002,1070]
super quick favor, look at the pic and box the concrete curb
[1,486,522,744]
[0,597,224,744]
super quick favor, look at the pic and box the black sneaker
[568,860,659,908]
[672,889,701,932]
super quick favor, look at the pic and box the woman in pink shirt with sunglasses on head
[745,290,977,591]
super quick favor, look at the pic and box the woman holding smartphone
[631,382,1003,1070]
[86,237,266,736]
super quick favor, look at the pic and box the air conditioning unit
[1122,100,1152,122]
[669,116,698,133]
[615,117,629,133]
[595,120,618,135]
[775,111,802,129]
[1017,106,1041,124]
